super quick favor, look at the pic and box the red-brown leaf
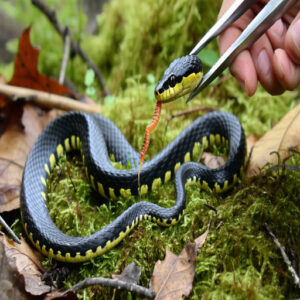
[0,103,61,212]
[9,26,73,96]
[0,26,74,107]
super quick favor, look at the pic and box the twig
[0,83,101,114]
[267,164,300,174]
[31,0,110,96]
[169,106,216,120]
[0,157,24,169]
[245,146,254,171]
[59,26,71,84]
[0,215,21,244]
[264,222,300,288]
[203,203,218,214]
[68,277,155,299]
[287,238,298,272]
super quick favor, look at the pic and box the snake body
[21,111,246,262]
[21,55,246,263]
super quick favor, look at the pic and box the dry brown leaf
[195,225,210,252]
[246,134,260,154]
[0,233,74,299]
[200,152,226,169]
[0,27,73,108]
[0,233,50,297]
[150,245,195,300]
[44,290,76,300]
[150,226,210,300]
[247,104,300,177]
[0,103,61,212]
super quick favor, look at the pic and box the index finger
[217,0,258,95]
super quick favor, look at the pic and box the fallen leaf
[247,105,300,177]
[195,224,210,252]
[0,26,74,108]
[0,103,60,212]
[200,152,226,169]
[5,26,72,100]
[44,290,76,300]
[0,233,50,297]
[0,25,74,212]
[112,262,141,284]
[1,233,74,299]
[150,226,210,300]
[246,134,260,154]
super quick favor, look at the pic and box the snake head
[154,55,203,103]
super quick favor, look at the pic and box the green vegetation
[46,137,300,300]
[1,0,300,299]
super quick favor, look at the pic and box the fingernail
[271,19,284,38]
[275,54,285,80]
[237,78,250,95]
[291,18,300,52]
[257,49,271,77]
[274,51,290,81]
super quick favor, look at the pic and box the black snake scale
[21,111,246,262]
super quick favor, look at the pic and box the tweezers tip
[186,93,193,103]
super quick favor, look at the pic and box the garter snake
[21,55,246,263]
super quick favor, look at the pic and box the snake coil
[21,111,246,262]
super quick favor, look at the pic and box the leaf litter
[150,223,210,300]
[247,104,300,176]
[0,26,75,212]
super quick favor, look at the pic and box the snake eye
[168,75,176,88]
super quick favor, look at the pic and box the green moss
[191,155,300,299]
[42,0,299,295]
[84,0,222,92]
[45,144,300,299]
[2,0,300,299]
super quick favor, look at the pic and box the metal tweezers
[187,0,298,102]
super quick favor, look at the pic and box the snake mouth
[155,71,203,103]
[154,55,203,103]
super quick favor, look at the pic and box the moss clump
[2,0,299,299]
[45,139,300,299]
[44,6,299,295]
[84,0,222,92]
[192,154,300,299]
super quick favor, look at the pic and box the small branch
[287,238,297,271]
[59,26,71,84]
[0,215,21,244]
[31,0,110,96]
[267,164,300,174]
[0,157,24,169]
[264,223,300,288]
[203,203,218,214]
[68,277,155,299]
[0,83,101,114]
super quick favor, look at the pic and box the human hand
[218,0,300,95]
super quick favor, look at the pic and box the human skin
[218,0,300,95]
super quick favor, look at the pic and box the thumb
[285,11,300,64]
